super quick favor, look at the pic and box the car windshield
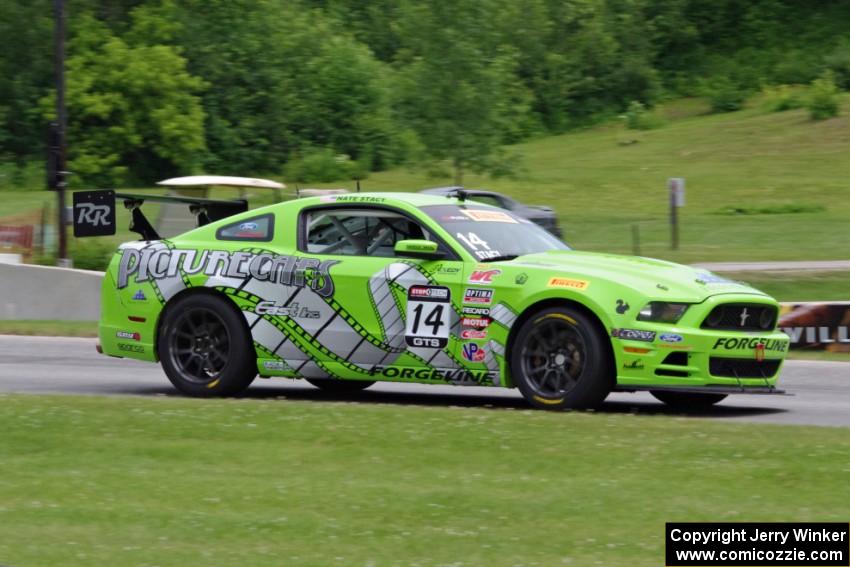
[422,204,569,261]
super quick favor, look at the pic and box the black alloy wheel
[510,306,613,409]
[158,294,256,397]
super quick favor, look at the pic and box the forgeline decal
[611,328,656,342]
[117,343,144,353]
[712,337,788,352]
[623,359,645,370]
[369,365,497,385]
[468,269,501,283]
[547,277,589,290]
[117,247,339,298]
[463,288,493,304]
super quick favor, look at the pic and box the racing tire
[306,379,375,393]
[510,306,614,410]
[650,391,727,408]
[158,293,256,397]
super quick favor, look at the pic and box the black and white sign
[405,285,451,348]
[72,190,116,237]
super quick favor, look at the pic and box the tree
[394,0,530,185]
[54,9,205,186]
[0,0,53,163]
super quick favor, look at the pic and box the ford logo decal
[659,333,683,343]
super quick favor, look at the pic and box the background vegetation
[4,0,850,187]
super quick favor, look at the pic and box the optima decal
[463,288,493,304]
[713,337,788,352]
[117,248,338,297]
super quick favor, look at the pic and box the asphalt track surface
[1,335,849,427]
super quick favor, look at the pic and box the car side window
[303,208,445,257]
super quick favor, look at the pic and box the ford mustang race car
[75,189,789,410]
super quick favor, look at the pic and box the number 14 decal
[405,285,451,349]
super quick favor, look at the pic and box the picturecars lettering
[117,248,339,297]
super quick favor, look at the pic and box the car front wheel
[510,306,613,410]
[158,293,256,397]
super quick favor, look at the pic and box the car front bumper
[612,298,790,391]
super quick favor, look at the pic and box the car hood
[509,250,769,303]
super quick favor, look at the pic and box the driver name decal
[117,248,339,298]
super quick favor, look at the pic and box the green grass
[0,320,97,337]
[0,394,848,566]
[356,95,850,263]
[4,96,850,264]
[730,271,850,301]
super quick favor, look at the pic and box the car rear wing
[72,189,247,241]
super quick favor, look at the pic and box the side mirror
[394,239,444,259]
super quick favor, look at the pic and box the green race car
[79,189,789,410]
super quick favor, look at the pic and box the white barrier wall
[0,263,103,321]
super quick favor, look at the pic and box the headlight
[636,302,690,323]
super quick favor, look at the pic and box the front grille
[701,303,777,331]
[709,357,781,378]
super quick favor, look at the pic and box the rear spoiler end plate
[72,189,247,241]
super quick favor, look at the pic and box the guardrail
[0,263,102,321]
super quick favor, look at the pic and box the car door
[295,204,466,381]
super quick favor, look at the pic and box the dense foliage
[2,0,850,186]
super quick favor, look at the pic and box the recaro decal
[117,248,338,298]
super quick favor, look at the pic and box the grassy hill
[3,96,850,266]
[357,97,850,264]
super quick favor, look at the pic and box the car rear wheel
[158,294,256,397]
[306,379,375,393]
[510,306,614,410]
[650,391,727,408]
